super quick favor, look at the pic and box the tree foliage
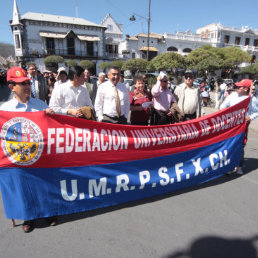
[98,62,111,72]
[44,55,64,64]
[110,60,124,70]
[65,59,77,67]
[149,52,186,71]
[239,63,258,75]
[220,47,251,68]
[186,45,251,73]
[186,45,223,72]
[79,60,95,69]
[122,58,148,73]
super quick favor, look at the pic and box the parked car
[194,77,203,86]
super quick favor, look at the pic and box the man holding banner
[220,79,258,175]
[0,66,56,233]
[49,66,93,118]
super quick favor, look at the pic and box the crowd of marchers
[0,64,258,232]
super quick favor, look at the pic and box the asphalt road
[0,86,258,258]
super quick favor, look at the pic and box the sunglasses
[161,80,168,83]
[20,81,31,86]
[185,75,193,79]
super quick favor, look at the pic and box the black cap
[184,69,194,75]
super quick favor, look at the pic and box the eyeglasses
[185,75,193,79]
[20,81,31,86]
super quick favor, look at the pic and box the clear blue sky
[1,0,258,45]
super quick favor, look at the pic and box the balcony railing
[24,48,99,58]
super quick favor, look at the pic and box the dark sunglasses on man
[10,80,31,86]
[185,74,193,79]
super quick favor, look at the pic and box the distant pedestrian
[97,72,106,87]
[54,67,68,87]
[84,68,97,105]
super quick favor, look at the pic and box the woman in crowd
[54,67,68,87]
[130,75,152,125]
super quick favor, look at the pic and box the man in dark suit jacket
[27,64,48,102]
[84,68,97,105]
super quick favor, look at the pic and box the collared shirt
[174,83,202,116]
[220,91,258,121]
[0,97,48,112]
[28,74,39,98]
[49,80,93,115]
[94,80,130,121]
[151,83,177,112]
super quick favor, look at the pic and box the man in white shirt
[95,67,130,124]
[220,79,257,175]
[49,66,93,117]
[174,70,202,121]
[218,81,226,103]
[0,66,55,233]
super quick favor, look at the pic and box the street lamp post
[130,0,151,61]
[147,0,151,61]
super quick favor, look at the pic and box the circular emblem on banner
[1,117,44,166]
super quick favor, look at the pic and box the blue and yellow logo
[1,118,44,166]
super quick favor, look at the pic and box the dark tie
[31,78,36,98]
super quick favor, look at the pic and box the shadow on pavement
[165,235,258,258]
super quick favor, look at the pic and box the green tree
[239,63,258,76]
[111,60,124,70]
[44,55,64,65]
[220,47,251,69]
[186,45,223,73]
[44,55,64,71]
[150,52,186,72]
[65,59,77,67]
[79,60,95,69]
[146,61,156,72]
[122,58,148,74]
[98,62,111,73]
[186,45,251,73]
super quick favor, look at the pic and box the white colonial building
[119,25,258,62]
[196,23,258,61]
[10,0,108,72]
[100,13,123,59]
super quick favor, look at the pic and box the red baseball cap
[7,66,30,83]
[235,79,253,88]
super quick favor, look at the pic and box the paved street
[0,87,258,258]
